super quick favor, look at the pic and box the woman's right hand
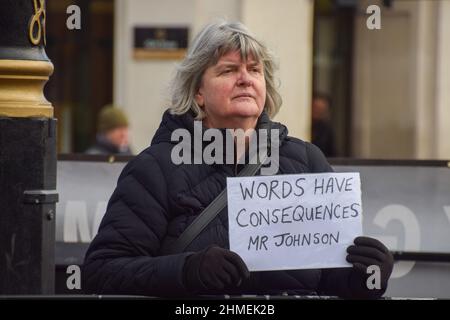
[183,246,250,292]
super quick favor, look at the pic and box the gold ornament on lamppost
[29,0,47,46]
[0,0,53,118]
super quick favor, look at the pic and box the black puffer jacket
[83,110,360,297]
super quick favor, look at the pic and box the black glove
[183,246,250,292]
[346,236,394,298]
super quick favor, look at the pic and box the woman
[83,21,393,298]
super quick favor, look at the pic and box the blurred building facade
[351,0,450,159]
[47,0,450,159]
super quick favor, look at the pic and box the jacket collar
[152,109,287,145]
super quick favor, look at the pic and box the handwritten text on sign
[227,172,363,271]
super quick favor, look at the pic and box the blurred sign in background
[133,26,188,59]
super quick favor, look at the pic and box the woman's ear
[195,91,204,107]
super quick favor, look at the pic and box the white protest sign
[227,172,362,271]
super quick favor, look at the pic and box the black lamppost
[0,0,57,294]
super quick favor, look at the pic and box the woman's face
[195,50,266,129]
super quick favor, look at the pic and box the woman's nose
[236,68,252,87]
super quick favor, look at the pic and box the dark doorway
[45,0,114,153]
[312,0,355,157]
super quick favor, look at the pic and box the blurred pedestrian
[85,105,132,155]
[312,93,336,157]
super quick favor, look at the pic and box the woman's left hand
[346,236,394,296]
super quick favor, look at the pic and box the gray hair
[169,21,282,119]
